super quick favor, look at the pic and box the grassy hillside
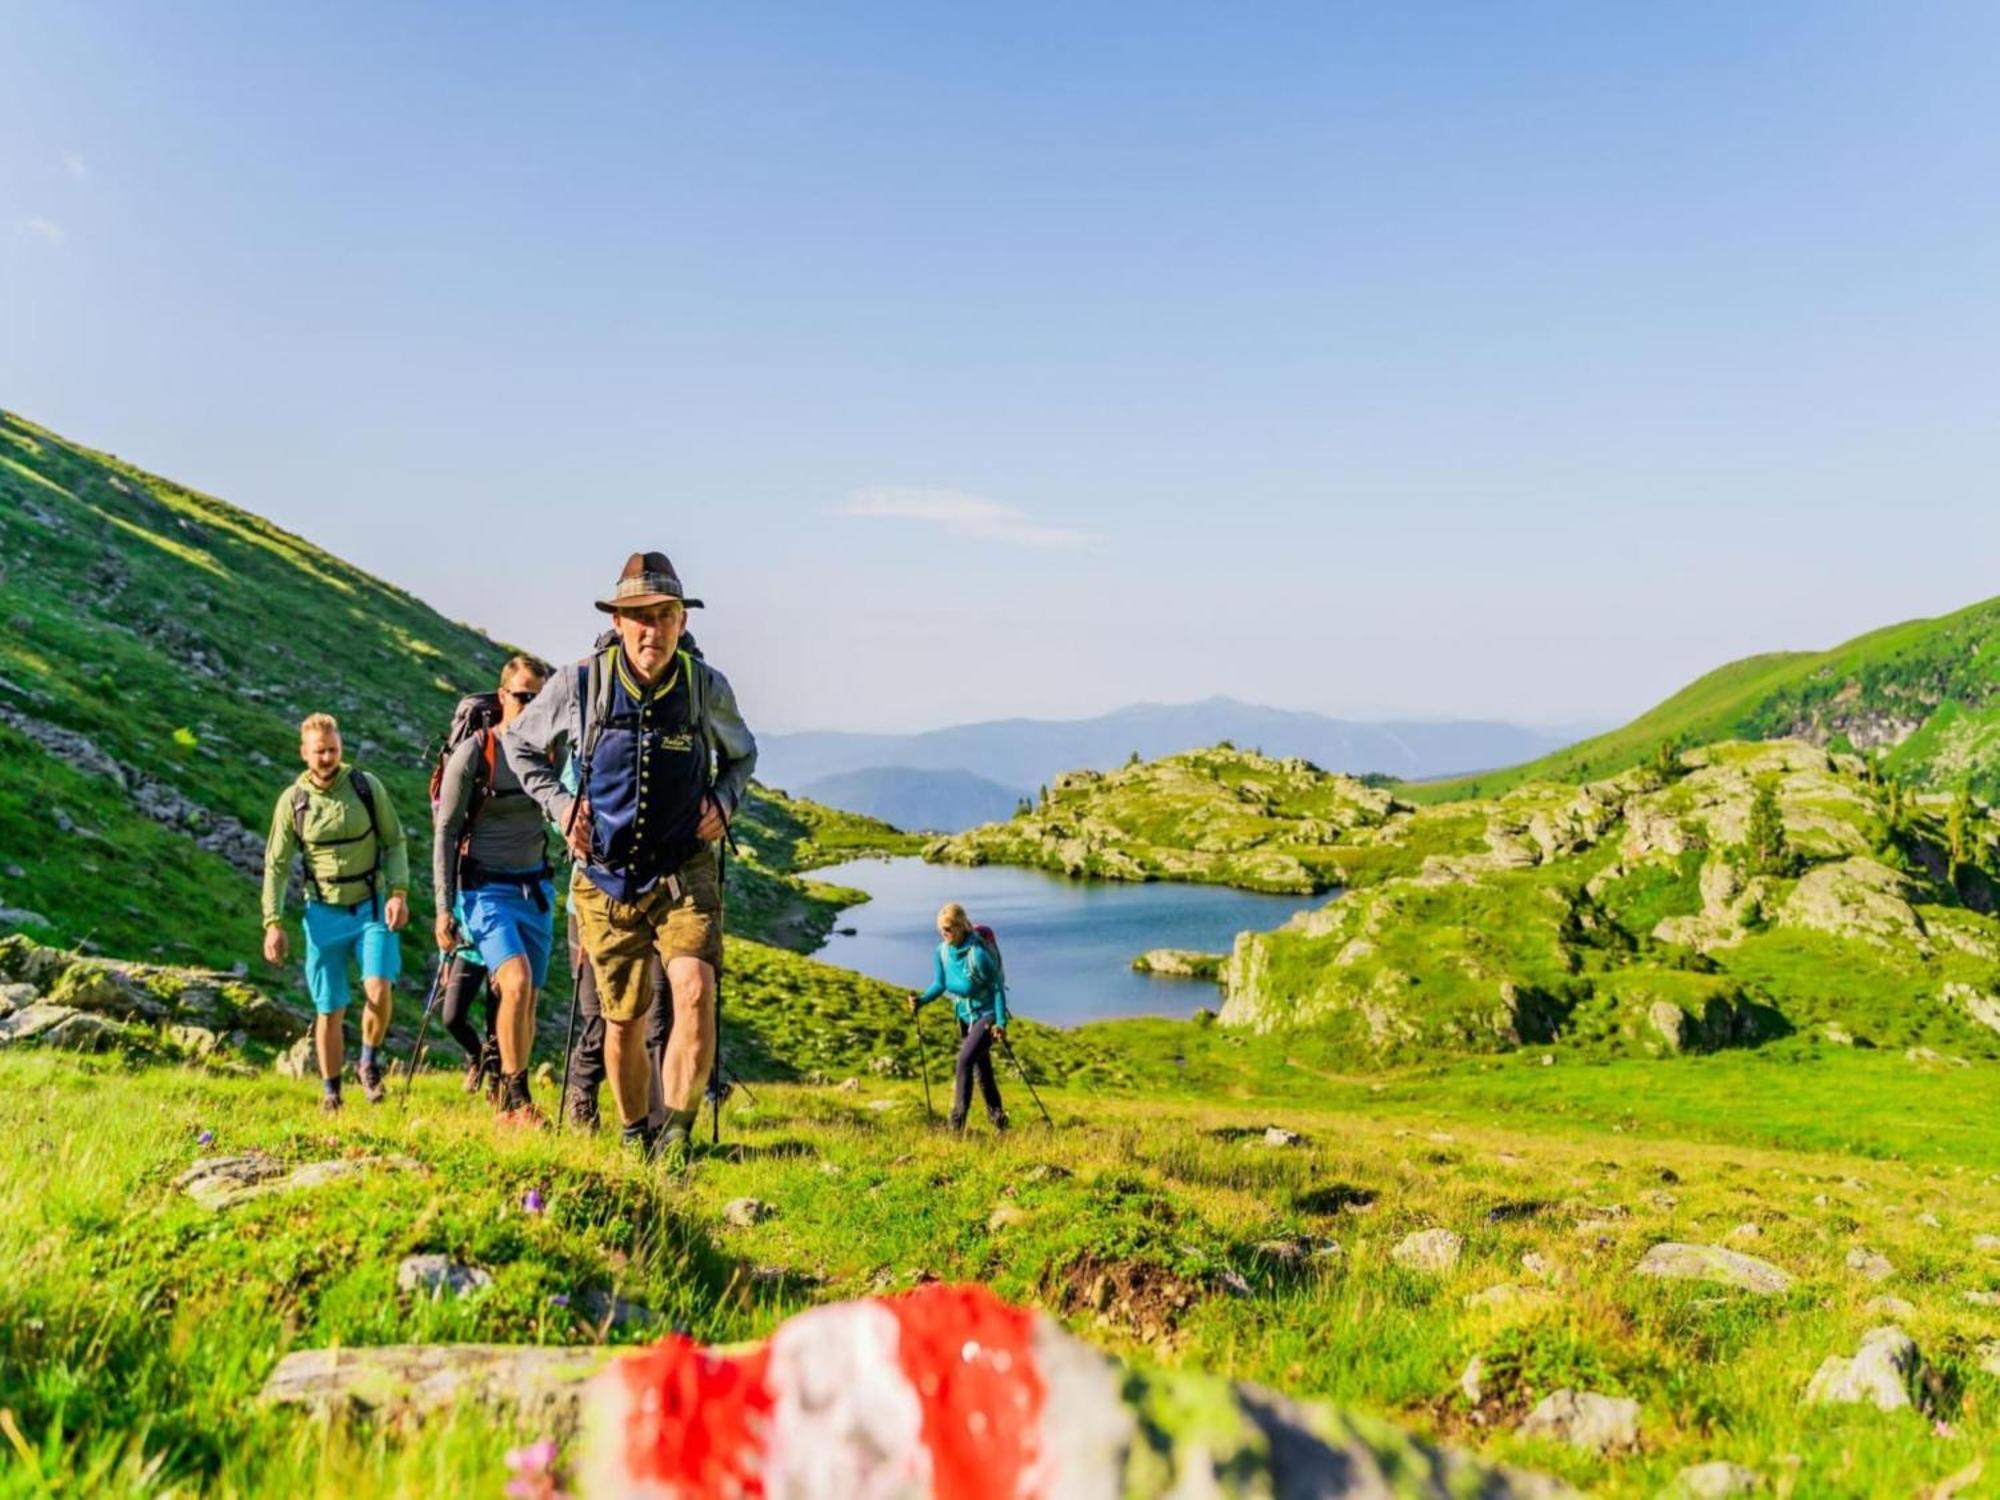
[1404,595,2000,804]
[0,408,914,1057]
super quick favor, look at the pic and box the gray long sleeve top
[504,646,757,839]
[431,730,556,910]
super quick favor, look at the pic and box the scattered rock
[1916,1212,1943,1229]
[176,1152,419,1211]
[1662,1460,1761,1497]
[1024,1163,1073,1184]
[575,1288,660,1332]
[0,1003,129,1051]
[0,981,32,1018]
[396,1255,493,1300]
[724,1198,774,1228]
[1460,1354,1486,1404]
[1726,1223,1763,1242]
[1978,1341,2000,1377]
[275,1035,317,1079]
[1634,1242,1793,1295]
[168,1024,221,1057]
[1518,1388,1641,1453]
[1975,1235,2000,1252]
[1965,1290,2000,1308]
[1466,1283,1556,1314]
[261,1343,612,1424]
[1845,1247,1895,1284]
[988,1204,1030,1233]
[835,1077,861,1092]
[1803,1325,1921,1411]
[1262,1126,1303,1148]
[1520,1251,1559,1280]
[1865,1295,1917,1319]
[1131,949,1224,980]
[1392,1229,1463,1275]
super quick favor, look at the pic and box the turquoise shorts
[458,875,555,989]
[302,898,402,1015]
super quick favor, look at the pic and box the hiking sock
[359,1043,380,1073]
[660,1107,696,1141]
[322,1075,342,1099]
[621,1120,656,1152]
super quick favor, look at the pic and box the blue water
[810,857,1329,1028]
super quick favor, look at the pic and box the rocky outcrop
[1517,1389,1640,1453]
[176,1152,423,1211]
[1131,949,1224,980]
[0,933,299,1044]
[1778,858,1930,954]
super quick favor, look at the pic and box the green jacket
[262,765,410,925]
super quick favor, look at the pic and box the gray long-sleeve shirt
[504,644,757,849]
[432,730,556,910]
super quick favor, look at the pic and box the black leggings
[440,956,498,1062]
[564,933,671,1106]
[953,1016,1005,1125]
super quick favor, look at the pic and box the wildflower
[503,1437,566,1500]
[523,1188,546,1214]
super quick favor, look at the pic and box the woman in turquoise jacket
[907,901,1010,1132]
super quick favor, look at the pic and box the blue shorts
[459,875,555,989]
[302,898,402,1016]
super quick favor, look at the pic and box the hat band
[613,573,684,601]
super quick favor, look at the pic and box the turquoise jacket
[915,938,1009,1028]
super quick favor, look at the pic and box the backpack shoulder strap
[350,768,379,833]
[581,647,616,760]
[291,785,311,842]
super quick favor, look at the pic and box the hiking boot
[989,1110,1011,1133]
[319,1092,345,1116]
[497,1102,549,1131]
[621,1120,659,1158]
[461,1053,487,1095]
[656,1127,693,1173]
[358,1060,386,1104]
[947,1112,968,1135]
[568,1091,602,1132]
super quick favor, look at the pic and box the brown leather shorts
[570,847,722,1023]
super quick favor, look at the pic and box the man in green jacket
[262,713,411,1110]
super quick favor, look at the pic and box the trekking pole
[556,943,582,1136]
[400,958,447,1110]
[909,1004,935,1121]
[998,1033,1055,1129]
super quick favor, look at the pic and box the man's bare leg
[361,977,393,1047]
[604,1015,652,1127]
[660,957,717,1117]
[492,957,533,1074]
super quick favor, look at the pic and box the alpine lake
[809,856,1327,1028]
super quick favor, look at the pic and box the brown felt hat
[594,551,705,614]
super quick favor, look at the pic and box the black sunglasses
[503,689,538,705]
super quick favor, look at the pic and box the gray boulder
[1634,1242,1793,1295]
[1661,1461,1760,1497]
[396,1255,494,1300]
[1517,1388,1640,1453]
[1803,1326,1922,1411]
[1845,1247,1895,1283]
[1392,1229,1464,1275]
[275,1035,317,1079]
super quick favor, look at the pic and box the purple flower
[523,1188,546,1214]
[548,1292,570,1307]
[196,1130,214,1146]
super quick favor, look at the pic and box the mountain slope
[0,409,908,1001]
[1405,594,2000,803]
[759,698,1586,795]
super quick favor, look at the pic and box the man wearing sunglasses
[507,551,757,1168]
[433,652,557,1126]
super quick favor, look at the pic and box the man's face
[499,668,547,726]
[301,729,342,784]
[613,601,685,682]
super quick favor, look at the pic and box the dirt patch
[1048,1253,1207,1344]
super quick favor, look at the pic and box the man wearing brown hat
[507,551,757,1167]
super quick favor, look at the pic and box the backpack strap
[293,770,383,908]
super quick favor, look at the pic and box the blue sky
[6,3,2000,733]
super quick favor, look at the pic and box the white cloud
[22,217,65,245]
[61,151,88,181]
[838,487,1092,549]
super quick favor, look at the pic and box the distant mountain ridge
[760,698,1589,807]
[796,766,1026,834]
